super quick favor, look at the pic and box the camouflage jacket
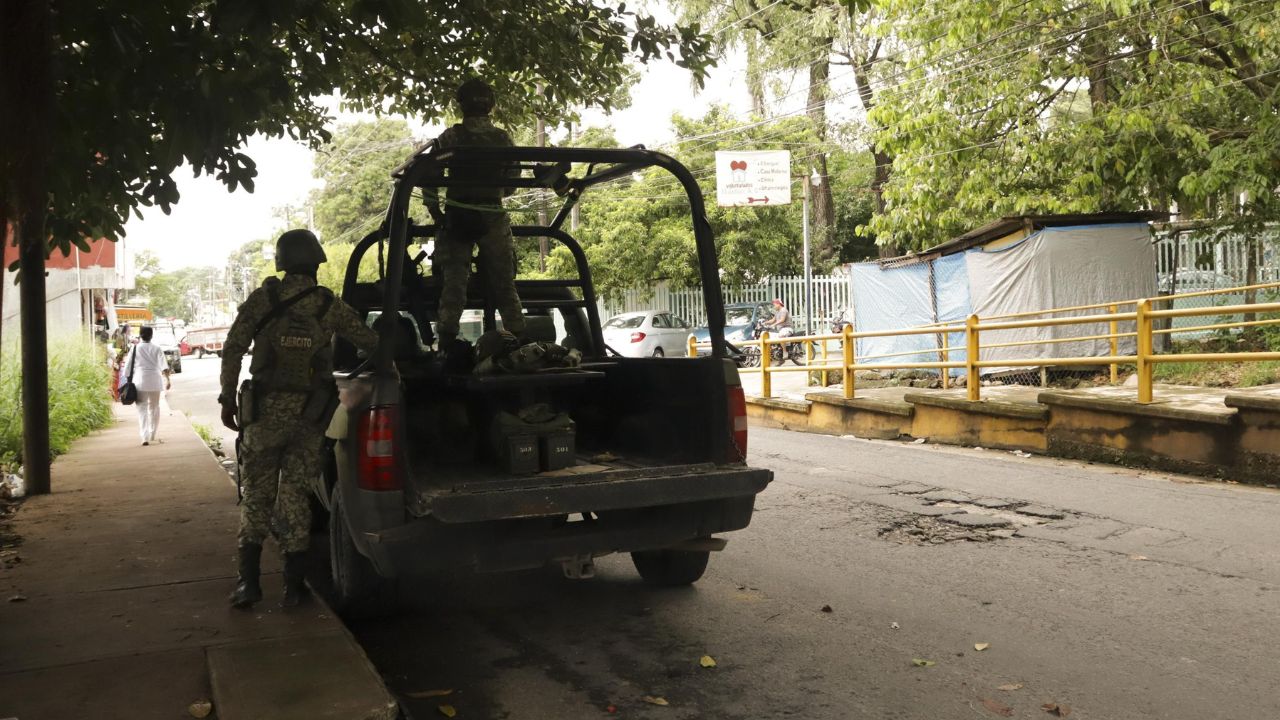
[219,274,378,405]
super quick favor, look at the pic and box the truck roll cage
[342,224,607,354]
[370,145,729,373]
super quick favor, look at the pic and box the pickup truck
[315,145,772,616]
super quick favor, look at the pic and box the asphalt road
[167,359,1280,719]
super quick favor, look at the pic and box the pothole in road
[877,513,1013,545]
[876,488,1068,545]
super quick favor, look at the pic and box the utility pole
[568,122,580,231]
[535,84,548,272]
[800,168,823,335]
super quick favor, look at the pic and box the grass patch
[1240,361,1280,387]
[0,337,114,469]
[191,421,224,455]
[1154,360,1280,388]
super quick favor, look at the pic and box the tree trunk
[807,40,837,269]
[1243,233,1258,325]
[19,213,52,495]
[746,36,767,116]
[850,41,899,258]
[1082,19,1112,207]
[871,149,900,258]
[1,0,54,494]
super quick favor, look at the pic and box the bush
[0,337,114,469]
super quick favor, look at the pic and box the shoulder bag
[119,347,139,405]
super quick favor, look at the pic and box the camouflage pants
[435,213,525,339]
[237,395,322,553]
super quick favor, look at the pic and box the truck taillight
[630,331,646,343]
[726,385,748,462]
[358,406,401,491]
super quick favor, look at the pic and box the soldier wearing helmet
[218,229,380,609]
[430,77,526,358]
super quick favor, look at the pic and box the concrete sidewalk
[0,404,397,720]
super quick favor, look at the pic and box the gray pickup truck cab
[315,145,772,616]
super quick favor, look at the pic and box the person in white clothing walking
[120,325,172,445]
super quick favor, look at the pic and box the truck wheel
[196,348,204,359]
[631,549,710,586]
[329,486,397,618]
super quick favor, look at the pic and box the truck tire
[329,486,397,618]
[631,549,710,586]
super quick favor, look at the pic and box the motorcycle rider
[760,298,794,338]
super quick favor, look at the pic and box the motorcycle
[829,309,853,334]
[738,319,811,367]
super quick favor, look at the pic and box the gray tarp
[965,224,1156,364]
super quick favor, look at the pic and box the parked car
[601,310,693,357]
[688,302,775,357]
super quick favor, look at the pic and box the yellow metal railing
[687,281,1280,404]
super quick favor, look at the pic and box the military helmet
[275,229,327,272]
[456,78,496,115]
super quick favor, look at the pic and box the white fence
[1155,230,1280,290]
[604,275,851,332]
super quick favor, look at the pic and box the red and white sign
[715,150,792,207]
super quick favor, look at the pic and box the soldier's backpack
[441,123,510,238]
[250,278,335,396]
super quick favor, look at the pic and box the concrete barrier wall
[747,388,1280,486]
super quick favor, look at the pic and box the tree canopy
[866,0,1280,249]
[309,118,422,247]
[15,0,716,258]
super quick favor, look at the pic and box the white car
[602,310,693,358]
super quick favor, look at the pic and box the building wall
[0,233,133,353]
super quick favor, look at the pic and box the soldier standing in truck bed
[431,78,527,355]
[218,229,380,609]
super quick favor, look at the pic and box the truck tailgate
[416,463,772,523]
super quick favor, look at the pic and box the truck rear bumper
[426,463,771,523]
[361,465,771,576]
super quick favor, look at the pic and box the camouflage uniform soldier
[432,78,526,349]
[219,229,379,609]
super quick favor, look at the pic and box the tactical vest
[248,278,335,394]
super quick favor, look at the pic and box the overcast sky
[124,54,754,272]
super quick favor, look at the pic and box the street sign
[715,150,792,207]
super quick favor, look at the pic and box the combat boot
[281,552,311,607]
[229,543,263,609]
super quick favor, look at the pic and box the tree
[866,0,1280,250]
[676,0,845,265]
[310,119,422,247]
[1,0,716,494]
[4,0,717,258]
